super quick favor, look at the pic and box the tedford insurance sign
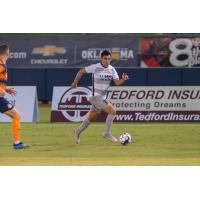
[51,86,200,122]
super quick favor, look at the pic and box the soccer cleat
[13,142,29,150]
[103,133,118,142]
[74,129,81,144]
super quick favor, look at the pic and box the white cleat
[103,134,118,142]
[74,129,80,144]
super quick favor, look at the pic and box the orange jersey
[0,60,7,92]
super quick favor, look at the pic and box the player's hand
[122,73,129,81]
[0,89,6,97]
[71,82,77,88]
[6,88,17,96]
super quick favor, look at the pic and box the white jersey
[85,62,119,99]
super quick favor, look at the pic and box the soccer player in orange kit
[0,44,29,149]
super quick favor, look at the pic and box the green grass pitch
[0,106,200,166]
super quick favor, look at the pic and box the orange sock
[12,117,21,144]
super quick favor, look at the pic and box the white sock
[76,119,90,135]
[104,114,115,135]
[14,140,21,145]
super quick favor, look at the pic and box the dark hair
[0,44,9,56]
[101,50,111,58]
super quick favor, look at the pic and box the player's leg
[4,108,21,143]
[103,104,118,142]
[74,108,100,144]
[4,107,29,149]
[88,110,100,122]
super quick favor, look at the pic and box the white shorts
[89,96,112,113]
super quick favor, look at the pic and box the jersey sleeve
[112,68,119,80]
[85,64,96,74]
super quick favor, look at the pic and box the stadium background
[1,33,200,102]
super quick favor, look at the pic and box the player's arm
[113,73,129,86]
[6,88,17,96]
[71,68,87,88]
[0,88,6,97]
[0,66,4,73]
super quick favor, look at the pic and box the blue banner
[0,35,139,68]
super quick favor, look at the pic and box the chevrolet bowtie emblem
[32,45,66,56]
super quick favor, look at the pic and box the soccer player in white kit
[71,50,129,144]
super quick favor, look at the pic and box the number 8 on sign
[169,38,192,67]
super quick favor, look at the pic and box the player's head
[0,44,10,62]
[101,50,112,67]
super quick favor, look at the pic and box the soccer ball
[119,132,132,145]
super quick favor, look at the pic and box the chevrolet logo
[32,45,66,56]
